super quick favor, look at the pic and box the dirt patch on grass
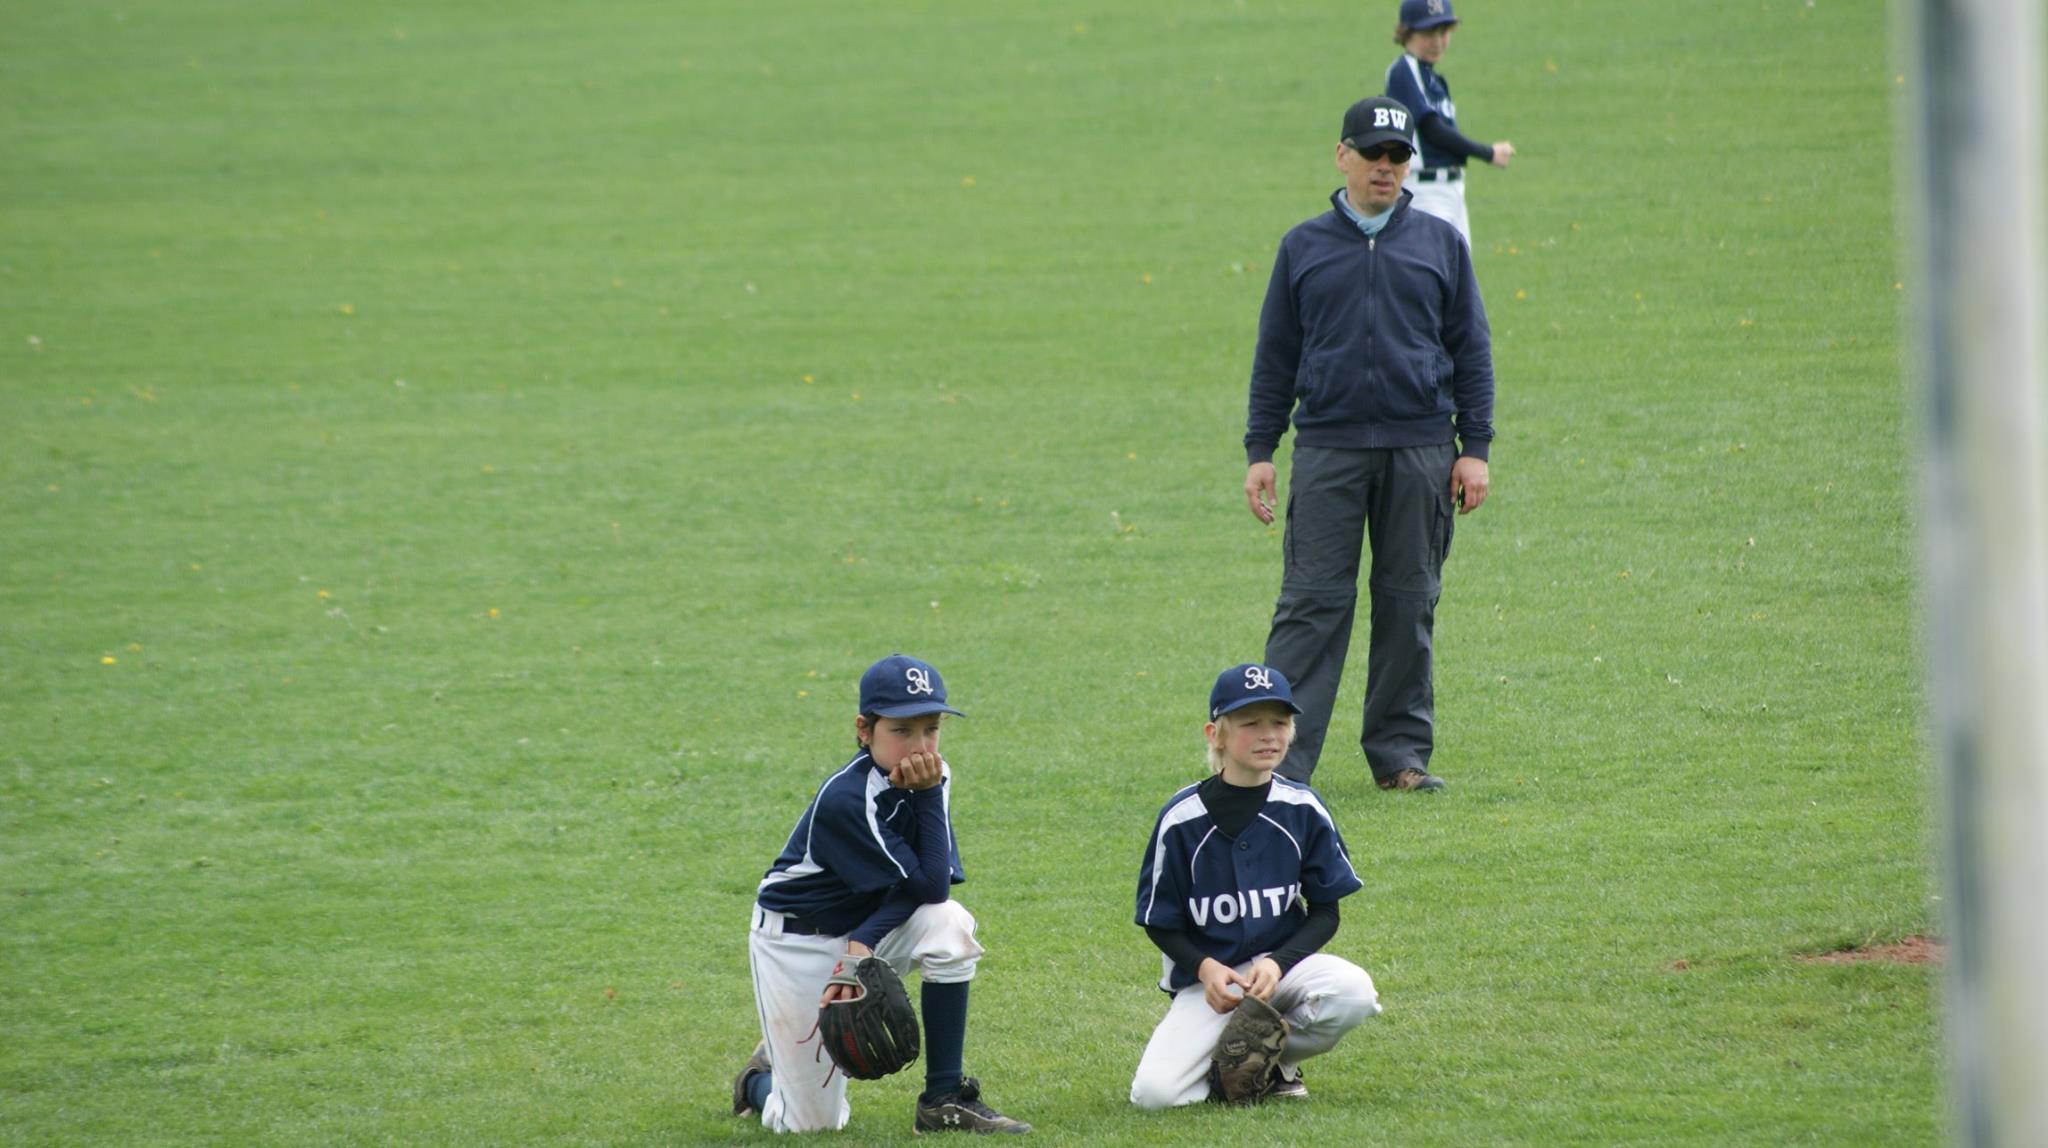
[1800,935,1944,966]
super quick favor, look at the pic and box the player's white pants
[1404,173,1472,247]
[1128,953,1380,1110]
[746,901,982,1134]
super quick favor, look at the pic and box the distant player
[1383,0,1515,244]
[732,654,1030,1134]
[1128,664,1382,1108]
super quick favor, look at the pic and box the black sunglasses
[1352,142,1414,163]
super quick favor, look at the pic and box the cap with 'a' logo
[858,654,966,718]
[1398,0,1457,31]
[1341,96,1415,153]
[1209,663,1305,720]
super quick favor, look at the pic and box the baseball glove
[816,957,920,1080]
[1208,994,1290,1104]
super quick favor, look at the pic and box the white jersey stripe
[862,767,911,880]
[1257,813,1303,860]
[1267,782,1359,886]
[1140,789,1207,925]
[1185,827,1220,882]
[1400,54,1436,117]
[759,756,868,890]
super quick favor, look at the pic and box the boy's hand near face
[889,752,944,791]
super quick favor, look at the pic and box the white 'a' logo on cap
[1374,107,1410,131]
[904,666,935,695]
[1244,665,1274,691]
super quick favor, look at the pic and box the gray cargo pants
[1262,442,1457,784]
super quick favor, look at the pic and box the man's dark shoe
[731,1040,771,1118]
[914,1077,1031,1134]
[1377,768,1446,792]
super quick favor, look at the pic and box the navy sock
[921,979,969,1101]
[745,1069,772,1113]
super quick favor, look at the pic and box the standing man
[1383,0,1514,246]
[1241,95,1495,793]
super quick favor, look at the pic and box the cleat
[1268,1064,1308,1099]
[731,1040,771,1118]
[914,1077,1031,1134]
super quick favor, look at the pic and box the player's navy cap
[1399,0,1457,31]
[859,654,965,718]
[1341,96,1416,152]
[1209,663,1305,720]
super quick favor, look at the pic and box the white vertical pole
[1906,1,2048,1144]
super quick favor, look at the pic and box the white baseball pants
[746,901,982,1133]
[1405,174,1472,247]
[1128,953,1380,1110]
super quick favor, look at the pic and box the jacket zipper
[1365,234,1378,425]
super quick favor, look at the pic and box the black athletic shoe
[913,1077,1031,1134]
[1269,1064,1308,1099]
[1377,768,1447,792]
[731,1040,771,1118]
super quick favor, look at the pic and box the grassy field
[1,1,1932,1144]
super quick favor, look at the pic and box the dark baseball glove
[816,957,920,1080]
[1208,994,1289,1104]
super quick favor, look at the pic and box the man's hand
[889,751,944,791]
[819,940,876,1006]
[1242,957,1283,1002]
[1244,462,1278,524]
[1451,456,1490,514]
[1490,141,1515,168]
[1198,957,1252,1014]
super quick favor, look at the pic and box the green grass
[2,1,1931,1144]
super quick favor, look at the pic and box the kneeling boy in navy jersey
[732,654,1029,1134]
[1129,664,1382,1107]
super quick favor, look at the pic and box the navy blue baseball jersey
[1134,778,1362,991]
[756,752,965,936]
[1385,54,1461,169]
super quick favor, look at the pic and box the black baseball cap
[1209,663,1304,721]
[1341,96,1416,153]
[1399,0,1458,31]
[858,654,965,718]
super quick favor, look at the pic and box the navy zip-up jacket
[1245,189,1494,466]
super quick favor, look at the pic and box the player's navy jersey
[1385,53,1461,169]
[1134,777,1363,992]
[755,752,965,936]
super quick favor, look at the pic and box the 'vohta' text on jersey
[1187,884,1303,927]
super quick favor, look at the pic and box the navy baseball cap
[859,654,965,718]
[1209,663,1304,720]
[1399,0,1457,31]
[1341,96,1416,152]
